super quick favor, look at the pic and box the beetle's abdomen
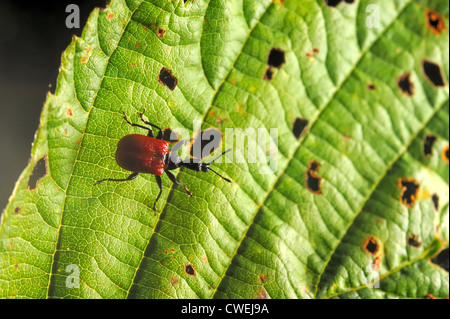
[115,134,169,176]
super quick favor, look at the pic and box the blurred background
[0,0,107,211]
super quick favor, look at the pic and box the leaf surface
[0,0,448,299]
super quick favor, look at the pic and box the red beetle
[94,111,231,213]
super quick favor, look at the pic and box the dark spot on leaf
[442,144,449,164]
[27,156,48,190]
[426,10,446,35]
[263,67,274,81]
[184,264,196,277]
[258,274,267,284]
[163,128,179,143]
[432,194,440,211]
[407,234,422,248]
[422,60,446,87]
[398,178,420,208]
[190,128,223,159]
[66,108,73,117]
[323,0,354,7]
[364,236,380,255]
[306,160,322,195]
[313,48,320,54]
[423,134,438,158]
[431,248,449,272]
[366,83,376,91]
[157,27,166,38]
[14,207,21,215]
[158,67,177,91]
[292,117,309,139]
[397,73,414,96]
[267,48,285,69]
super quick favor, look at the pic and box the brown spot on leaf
[407,234,422,248]
[426,10,446,35]
[27,156,48,190]
[398,178,420,208]
[66,108,73,117]
[170,277,178,286]
[306,160,322,195]
[184,264,196,277]
[372,255,382,271]
[107,13,114,20]
[366,83,376,91]
[256,287,268,299]
[81,46,92,64]
[442,144,449,164]
[158,67,177,91]
[14,207,21,215]
[258,274,267,284]
[397,73,414,96]
[157,27,166,39]
[364,236,380,255]
[422,59,446,88]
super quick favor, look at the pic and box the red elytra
[95,111,231,214]
[115,134,169,176]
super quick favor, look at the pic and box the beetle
[94,111,231,214]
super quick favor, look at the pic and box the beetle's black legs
[139,111,164,139]
[165,171,192,197]
[94,172,139,186]
[153,175,163,215]
[123,112,156,138]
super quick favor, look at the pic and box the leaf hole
[426,10,446,35]
[158,67,177,91]
[267,48,285,69]
[407,234,422,248]
[184,264,196,277]
[190,128,223,159]
[398,177,420,208]
[432,193,440,211]
[422,59,446,88]
[423,134,438,158]
[27,156,48,190]
[305,160,322,195]
[292,117,309,139]
[364,236,380,255]
[397,73,414,96]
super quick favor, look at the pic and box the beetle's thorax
[165,151,183,171]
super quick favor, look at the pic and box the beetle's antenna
[210,168,232,183]
[207,149,231,164]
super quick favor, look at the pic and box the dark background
[0,0,107,211]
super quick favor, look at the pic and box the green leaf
[0,0,448,299]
